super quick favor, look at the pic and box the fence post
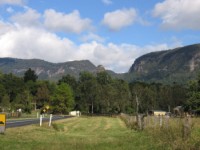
[182,115,192,140]
[49,114,52,127]
[159,115,163,127]
[40,115,42,127]
[165,115,170,128]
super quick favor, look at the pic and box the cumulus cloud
[153,0,200,30]
[0,22,174,72]
[102,8,137,31]
[11,8,41,27]
[0,10,179,73]
[80,33,105,43]
[0,20,14,35]
[0,0,24,5]
[0,27,75,62]
[44,9,93,34]
[102,0,113,5]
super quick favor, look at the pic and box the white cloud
[44,9,93,34]
[80,33,105,43]
[102,8,137,31]
[0,27,75,62]
[102,0,112,5]
[0,0,24,5]
[74,42,171,72]
[11,8,41,27]
[6,7,14,13]
[0,20,14,35]
[0,20,179,73]
[153,0,200,30]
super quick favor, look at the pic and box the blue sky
[0,0,200,73]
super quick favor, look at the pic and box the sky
[0,0,200,73]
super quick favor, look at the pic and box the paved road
[6,115,73,128]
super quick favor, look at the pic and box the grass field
[0,116,200,150]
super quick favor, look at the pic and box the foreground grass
[1,116,199,150]
[0,116,160,150]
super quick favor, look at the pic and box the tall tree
[1,73,25,102]
[0,83,6,104]
[24,68,38,82]
[50,83,74,114]
[58,74,77,91]
[112,79,130,113]
[12,90,33,113]
[0,94,10,112]
[186,75,200,112]
[35,83,50,109]
[78,72,97,113]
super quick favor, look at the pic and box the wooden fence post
[182,115,192,140]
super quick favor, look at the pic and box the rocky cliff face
[128,44,200,83]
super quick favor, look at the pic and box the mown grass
[1,116,199,150]
[0,116,161,150]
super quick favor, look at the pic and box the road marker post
[0,114,6,133]
[40,115,43,126]
[49,114,52,127]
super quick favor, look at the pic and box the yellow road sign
[46,105,49,110]
[0,114,6,126]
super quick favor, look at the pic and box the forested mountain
[0,58,120,80]
[1,44,200,114]
[127,44,200,84]
[1,44,200,84]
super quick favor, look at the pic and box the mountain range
[127,43,200,84]
[0,43,200,84]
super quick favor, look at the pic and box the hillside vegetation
[128,44,200,84]
[0,58,120,80]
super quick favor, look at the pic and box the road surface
[6,115,73,128]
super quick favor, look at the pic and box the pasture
[0,116,200,150]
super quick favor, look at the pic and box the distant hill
[0,58,120,80]
[127,44,200,84]
[1,43,200,83]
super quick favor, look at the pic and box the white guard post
[40,115,43,126]
[49,114,53,127]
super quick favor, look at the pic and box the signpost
[0,114,6,133]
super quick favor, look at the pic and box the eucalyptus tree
[50,83,74,114]
[186,74,200,113]
[78,72,98,113]
[112,79,130,113]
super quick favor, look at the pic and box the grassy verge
[120,114,200,150]
[0,116,161,150]
[1,116,199,150]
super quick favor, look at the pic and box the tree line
[0,68,199,115]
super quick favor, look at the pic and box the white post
[40,115,42,126]
[49,114,52,127]
[159,115,163,127]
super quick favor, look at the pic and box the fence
[120,113,192,140]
